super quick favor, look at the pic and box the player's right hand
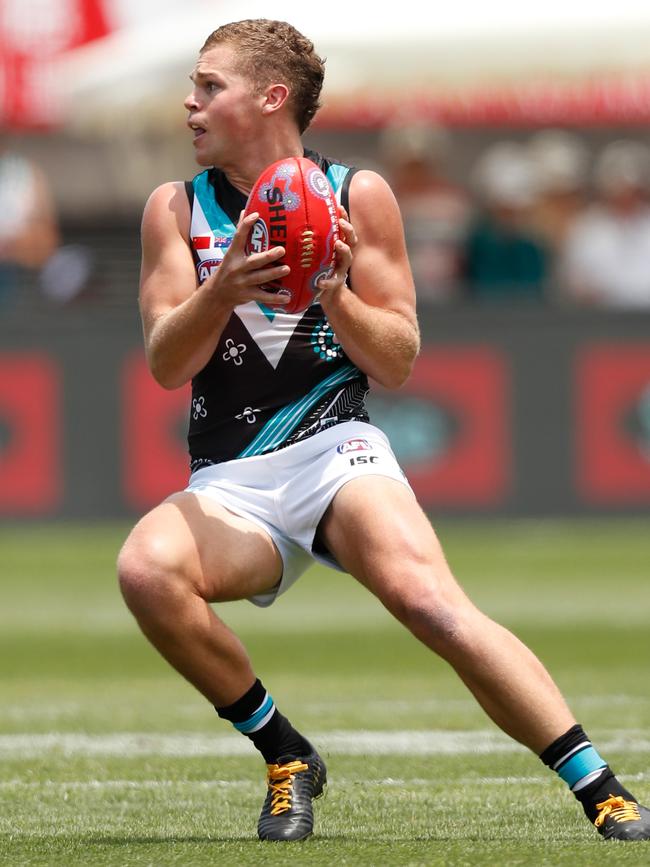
[205,210,291,309]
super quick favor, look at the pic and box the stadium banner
[121,352,190,510]
[0,0,111,128]
[1,307,649,518]
[0,352,62,513]
[319,76,650,129]
[368,347,510,507]
[575,344,650,504]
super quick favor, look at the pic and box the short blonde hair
[201,19,325,134]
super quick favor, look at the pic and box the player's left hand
[315,206,356,299]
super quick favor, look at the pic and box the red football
[243,156,340,314]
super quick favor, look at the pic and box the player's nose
[184,90,199,111]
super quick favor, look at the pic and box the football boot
[594,795,650,840]
[257,747,327,841]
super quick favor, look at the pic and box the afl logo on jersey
[337,438,372,454]
[197,259,222,283]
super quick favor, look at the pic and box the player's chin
[191,140,215,167]
[193,150,215,167]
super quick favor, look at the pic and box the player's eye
[205,81,220,93]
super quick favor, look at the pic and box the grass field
[1,518,649,866]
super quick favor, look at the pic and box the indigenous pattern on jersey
[185,149,370,469]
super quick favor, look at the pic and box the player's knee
[117,531,188,615]
[384,572,471,655]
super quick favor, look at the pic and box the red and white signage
[319,76,650,129]
[576,344,650,505]
[0,0,111,128]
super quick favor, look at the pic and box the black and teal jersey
[184,149,370,470]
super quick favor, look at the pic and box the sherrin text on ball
[243,156,340,314]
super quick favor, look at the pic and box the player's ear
[261,84,290,116]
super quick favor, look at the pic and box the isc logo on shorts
[336,438,372,454]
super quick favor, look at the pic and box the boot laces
[594,795,641,828]
[266,760,309,816]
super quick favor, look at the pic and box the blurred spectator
[380,123,472,303]
[39,243,97,305]
[560,140,650,308]
[464,141,549,302]
[527,129,589,255]
[0,138,60,307]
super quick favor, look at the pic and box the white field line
[2,694,647,725]
[1,730,649,760]
[0,730,521,759]
[1,773,648,793]
[1,699,486,724]
[0,777,540,792]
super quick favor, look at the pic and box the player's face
[185,45,261,167]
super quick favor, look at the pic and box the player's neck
[222,131,304,196]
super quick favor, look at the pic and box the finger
[229,210,261,253]
[317,240,352,291]
[243,244,286,270]
[337,204,349,221]
[245,263,291,285]
[338,217,357,248]
[254,288,291,305]
[333,238,353,271]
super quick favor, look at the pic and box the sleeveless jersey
[185,149,370,470]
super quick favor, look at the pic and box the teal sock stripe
[557,746,606,788]
[233,695,275,734]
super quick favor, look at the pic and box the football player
[118,19,650,843]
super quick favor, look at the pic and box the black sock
[215,679,311,764]
[540,724,637,823]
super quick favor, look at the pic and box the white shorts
[185,421,411,607]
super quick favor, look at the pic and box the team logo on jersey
[192,396,208,420]
[337,438,372,454]
[236,406,260,424]
[222,338,247,366]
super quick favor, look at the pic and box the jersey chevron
[235,301,305,369]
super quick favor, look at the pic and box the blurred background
[2,0,650,522]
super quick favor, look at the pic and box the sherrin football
[244,156,340,314]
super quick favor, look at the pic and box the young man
[118,19,650,843]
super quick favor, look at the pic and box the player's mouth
[188,122,206,141]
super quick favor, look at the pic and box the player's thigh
[119,491,283,602]
[318,476,466,607]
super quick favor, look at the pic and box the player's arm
[317,170,419,389]
[139,182,290,389]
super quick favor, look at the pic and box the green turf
[0,518,649,865]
